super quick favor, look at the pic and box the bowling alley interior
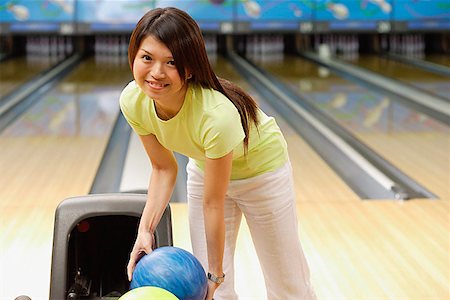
[0,1,449,300]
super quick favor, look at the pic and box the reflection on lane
[252,54,449,199]
[1,57,132,137]
[0,56,61,98]
[341,55,450,100]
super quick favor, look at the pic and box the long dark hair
[128,7,259,152]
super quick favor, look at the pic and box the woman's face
[133,35,188,104]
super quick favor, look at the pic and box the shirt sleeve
[119,82,152,136]
[201,102,245,159]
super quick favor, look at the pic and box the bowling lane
[341,54,450,101]
[424,54,450,68]
[252,54,449,200]
[0,55,62,99]
[211,55,359,203]
[0,56,132,300]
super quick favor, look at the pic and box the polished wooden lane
[0,55,61,99]
[0,56,132,299]
[3,196,447,299]
[361,132,449,200]
[171,198,449,300]
[424,54,450,68]
[342,55,450,101]
[257,55,450,200]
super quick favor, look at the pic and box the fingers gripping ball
[131,246,207,300]
[119,286,178,299]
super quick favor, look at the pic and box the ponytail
[215,77,259,153]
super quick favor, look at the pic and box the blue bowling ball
[131,246,207,300]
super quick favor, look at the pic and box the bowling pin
[318,43,331,59]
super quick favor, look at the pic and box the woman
[120,7,316,300]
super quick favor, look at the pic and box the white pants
[187,160,316,300]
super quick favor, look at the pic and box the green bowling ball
[119,286,178,300]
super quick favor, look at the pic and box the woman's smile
[146,80,169,90]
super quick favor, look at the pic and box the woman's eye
[168,60,175,66]
[143,55,151,61]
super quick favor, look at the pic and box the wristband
[207,272,225,284]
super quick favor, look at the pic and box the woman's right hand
[127,230,154,281]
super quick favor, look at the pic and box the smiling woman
[132,36,188,120]
[119,7,316,300]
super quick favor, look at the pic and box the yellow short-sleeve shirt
[120,81,288,179]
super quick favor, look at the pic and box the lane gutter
[384,52,450,79]
[90,110,188,203]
